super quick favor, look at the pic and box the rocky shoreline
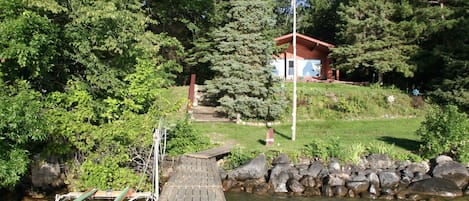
[20,153,469,201]
[220,154,469,200]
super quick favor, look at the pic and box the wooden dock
[186,143,234,159]
[158,155,227,201]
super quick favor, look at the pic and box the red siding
[274,41,333,80]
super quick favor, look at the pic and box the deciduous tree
[0,81,46,189]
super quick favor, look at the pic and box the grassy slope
[168,83,425,158]
[286,82,423,121]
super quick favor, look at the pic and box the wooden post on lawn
[188,74,196,111]
[266,128,274,146]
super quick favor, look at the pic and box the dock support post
[153,127,161,200]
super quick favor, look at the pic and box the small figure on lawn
[411,86,423,108]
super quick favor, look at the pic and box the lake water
[225,191,469,201]
[17,192,469,201]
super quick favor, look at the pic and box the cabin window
[288,60,294,76]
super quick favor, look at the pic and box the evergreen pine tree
[418,0,469,112]
[205,0,285,120]
[331,0,419,83]
[300,0,340,43]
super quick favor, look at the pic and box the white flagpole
[292,0,297,141]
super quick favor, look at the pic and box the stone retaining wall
[221,154,469,200]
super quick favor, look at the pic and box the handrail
[113,187,130,201]
[73,188,98,201]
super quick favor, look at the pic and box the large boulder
[222,178,240,191]
[435,155,453,164]
[324,174,346,187]
[31,155,64,188]
[287,166,302,181]
[300,176,316,188]
[228,154,267,181]
[367,172,380,187]
[219,167,228,180]
[346,175,370,194]
[269,163,291,192]
[399,177,463,198]
[403,162,428,178]
[271,169,290,192]
[367,154,394,169]
[296,164,309,177]
[287,178,305,193]
[328,158,341,174]
[302,160,325,178]
[272,153,290,165]
[432,160,469,189]
[378,171,400,190]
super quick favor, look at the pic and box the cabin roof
[275,33,335,50]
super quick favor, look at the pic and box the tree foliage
[0,0,63,88]
[415,0,469,113]
[331,0,421,83]
[0,80,46,189]
[204,0,285,120]
[0,0,184,190]
[299,0,340,43]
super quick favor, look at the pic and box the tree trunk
[378,73,383,84]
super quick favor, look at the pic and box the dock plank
[158,155,226,201]
[186,144,234,159]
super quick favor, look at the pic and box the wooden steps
[191,106,231,122]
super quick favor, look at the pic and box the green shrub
[166,119,211,156]
[367,142,394,155]
[416,105,469,162]
[222,147,259,170]
[340,143,367,164]
[390,151,423,162]
[303,137,341,161]
[75,157,140,191]
[334,99,357,114]
[366,142,422,162]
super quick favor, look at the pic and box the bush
[222,147,258,170]
[339,143,367,164]
[416,105,469,162]
[303,137,341,161]
[75,157,140,191]
[367,142,394,155]
[166,119,211,156]
[367,142,422,162]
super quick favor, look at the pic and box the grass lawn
[193,117,423,158]
[168,83,426,161]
